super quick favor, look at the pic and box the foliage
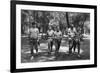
[21,10,90,35]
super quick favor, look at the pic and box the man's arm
[28,28,31,38]
[46,30,49,37]
[36,28,40,41]
[37,29,39,35]
[59,31,63,39]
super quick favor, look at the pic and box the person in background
[29,22,39,60]
[54,27,62,54]
[47,26,54,54]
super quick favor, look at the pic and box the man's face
[33,25,36,28]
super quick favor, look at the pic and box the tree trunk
[66,12,69,28]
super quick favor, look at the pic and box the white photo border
[16,4,94,69]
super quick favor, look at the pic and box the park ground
[21,37,90,63]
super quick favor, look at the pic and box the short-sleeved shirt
[47,30,54,37]
[74,31,81,42]
[68,28,75,38]
[29,27,39,39]
[54,31,62,40]
[47,30,54,42]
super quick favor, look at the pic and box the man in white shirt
[74,27,82,57]
[68,27,81,57]
[29,22,39,59]
[68,27,75,54]
[54,27,62,54]
[47,26,54,54]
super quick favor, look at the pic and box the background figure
[29,22,39,60]
[47,26,54,54]
[54,27,62,54]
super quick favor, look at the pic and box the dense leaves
[21,10,90,35]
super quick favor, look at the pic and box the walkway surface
[21,38,90,63]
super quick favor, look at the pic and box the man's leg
[54,39,59,56]
[55,40,58,53]
[30,39,35,60]
[48,40,52,54]
[30,45,34,56]
[57,40,61,52]
[35,44,38,53]
[29,39,33,56]
[77,41,80,55]
[34,39,38,53]
[73,40,76,53]
[69,39,74,54]
[50,41,53,52]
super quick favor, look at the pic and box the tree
[68,12,90,34]
[21,10,90,35]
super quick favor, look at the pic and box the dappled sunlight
[20,9,90,64]
[36,56,56,62]
[21,39,89,63]
[22,44,84,55]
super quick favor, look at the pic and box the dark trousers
[55,39,61,53]
[48,40,53,53]
[69,39,80,54]
[29,38,38,56]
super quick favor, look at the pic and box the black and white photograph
[21,10,90,63]
[11,1,97,72]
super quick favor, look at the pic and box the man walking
[54,27,62,54]
[68,26,81,57]
[74,27,82,57]
[47,26,54,54]
[29,22,39,60]
[68,27,76,54]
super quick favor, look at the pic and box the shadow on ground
[21,37,90,63]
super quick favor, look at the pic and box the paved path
[21,39,89,63]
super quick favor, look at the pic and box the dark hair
[32,22,35,26]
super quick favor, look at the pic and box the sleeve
[53,31,56,37]
[28,28,30,33]
[37,29,39,34]
[28,28,31,37]
[60,31,62,36]
[35,28,39,35]
[52,30,55,37]
[47,30,49,36]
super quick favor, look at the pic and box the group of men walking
[28,22,83,60]
[47,26,62,55]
